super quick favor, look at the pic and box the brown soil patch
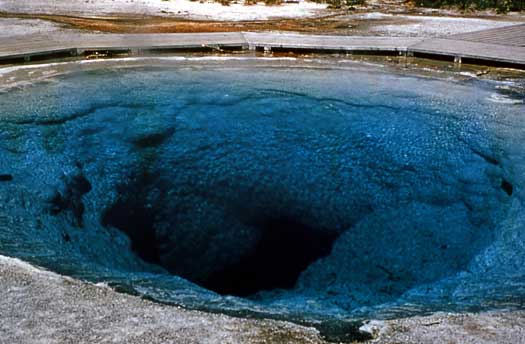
[0,12,353,34]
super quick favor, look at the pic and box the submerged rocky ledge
[0,59,524,341]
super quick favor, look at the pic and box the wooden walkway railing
[0,25,524,69]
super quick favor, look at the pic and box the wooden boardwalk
[0,25,524,69]
[243,32,422,53]
[448,24,525,47]
[409,38,525,66]
[0,32,248,61]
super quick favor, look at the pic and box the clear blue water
[0,61,524,323]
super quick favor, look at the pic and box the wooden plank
[243,32,423,52]
[73,32,248,50]
[447,24,525,47]
[0,35,76,60]
[0,28,524,68]
[410,38,525,66]
[0,32,248,59]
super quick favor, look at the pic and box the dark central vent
[203,217,338,297]
[103,193,339,297]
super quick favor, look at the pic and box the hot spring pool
[0,58,524,327]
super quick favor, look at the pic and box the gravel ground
[0,255,325,344]
[348,12,520,36]
[0,0,522,36]
[0,0,327,21]
[372,311,525,344]
[0,18,71,38]
[1,254,525,344]
[0,14,521,37]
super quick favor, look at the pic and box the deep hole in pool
[204,217,339,296]
[101,183,340,297]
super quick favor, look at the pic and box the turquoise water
[0,61,524,323]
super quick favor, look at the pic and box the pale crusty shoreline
[2,254,524,343]
[0,255,325,344]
